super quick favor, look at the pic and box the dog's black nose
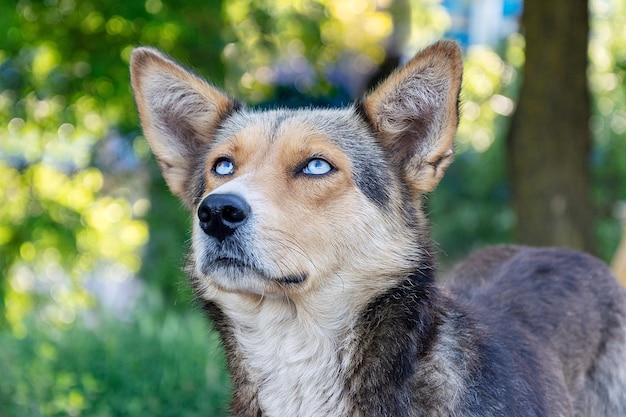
[197,193,250,241]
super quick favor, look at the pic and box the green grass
[0,305,231,417]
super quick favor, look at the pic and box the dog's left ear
[361,41,462,193]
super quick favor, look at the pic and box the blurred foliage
[1,0,626,414]
[0,303,231,416]
[0,0,228,333]
[589,0,626,261]
[221,0,449,102]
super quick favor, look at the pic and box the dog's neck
[206,278,370,416]
[200,269,476,416]
[231,293,354,415]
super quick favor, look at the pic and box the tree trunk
[507,0,595,253]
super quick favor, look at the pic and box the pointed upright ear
[130,47,239,203]
[361,40,462,194]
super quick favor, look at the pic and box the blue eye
[302,158,333,176]
[214,158,235,176]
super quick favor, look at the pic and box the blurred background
[1,0,625,415]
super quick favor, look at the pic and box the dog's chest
[228,301,352,416]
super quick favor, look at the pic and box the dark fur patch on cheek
[346,140,393,208]
[353,168,391,208]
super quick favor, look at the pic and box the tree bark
[507,0,595,253]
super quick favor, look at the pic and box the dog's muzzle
[198,193,250,242]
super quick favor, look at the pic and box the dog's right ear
[130,47,239,204]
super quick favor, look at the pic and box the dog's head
[130,42,462,303]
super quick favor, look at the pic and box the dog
[130,41,626,416]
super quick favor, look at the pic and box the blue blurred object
[442,0,523,48]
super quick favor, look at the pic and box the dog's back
[446,245,626,416]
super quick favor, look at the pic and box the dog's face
[189,109,405,298]
[130,42,462,302]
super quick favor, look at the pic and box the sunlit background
[1,0,625,414]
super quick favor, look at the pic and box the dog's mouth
[208,257,255,273]
[202,256,307,287]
